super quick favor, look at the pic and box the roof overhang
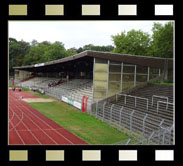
[14,50,173,71]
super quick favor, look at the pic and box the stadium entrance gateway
[13,50,173,112]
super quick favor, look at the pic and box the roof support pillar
[92,58,95,103]
[134,65,137,87]
[106,60,110,98]
[120,62,124,93]
[163,59,169,81]
[147,67,150,81]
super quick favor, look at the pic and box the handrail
[117,94,149,110]
[157,100,173,113]
[152,95,169,107]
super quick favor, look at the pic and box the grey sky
[9,21,170,49]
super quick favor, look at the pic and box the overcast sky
[9,21,170,49]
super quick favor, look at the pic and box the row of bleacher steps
[45,79,93,111]
[130,84,173,103]
[129,84,173,125]
[67,83,93,102]
[114,96,173,127]
[95,84,174,144]
[66,83,93,111]
[97,102,173,144]
[17,77,60,89]
[100,102,164,140]
[110,84,174,126]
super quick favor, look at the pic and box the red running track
[9,89,88,145]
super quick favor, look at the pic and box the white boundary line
[9,106,42,145]
[10,96,58,144]
[9,110,23,131]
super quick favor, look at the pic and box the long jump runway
[9,89,88,145]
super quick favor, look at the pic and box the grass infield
[28,101,135,145]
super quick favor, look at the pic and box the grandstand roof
[14,50,173,72]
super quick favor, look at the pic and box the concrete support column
[159,69,161,77]
[134,65,137,87]
[147,67,150,81]
[106,60,110,98]
[120,63,124,92]
[92,58,95,103]
[163,59,169,81]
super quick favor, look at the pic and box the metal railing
[116,94,149,110]
[156,101,174,113]
[151,95,169,107]
[91,101,174,145]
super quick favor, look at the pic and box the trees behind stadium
[9,21,173,76]
[112,22,173,58]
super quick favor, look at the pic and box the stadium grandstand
[12,50,174,145]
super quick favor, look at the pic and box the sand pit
[22,98,56,103]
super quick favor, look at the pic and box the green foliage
[9,38,30,75]
[9,39,75,72]
[151,22,173,58]
[77,44,114,53]
[23,41,74,65]
[112,22,174,58]
[112,30,151,56]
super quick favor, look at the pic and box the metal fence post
[148,131,154,144]
[102,102,107,121]
[158,127,163,145]
[147,99,149,111]
[168,129,171,145]
[159,68,161,76]
[125,139,131,145]
[142,114,148,143]
[159,119,165,128]
[157,101,159,113]
[135,96,137,108]
[168,125,173,145]
[151,96,154,107]
[130,110,135,136]
[162,129,167,144]
[110,104,115,126]
[95,101,98,118]
[118,106,123,130]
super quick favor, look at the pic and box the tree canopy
[77,44,114,53]
[23,41,74,65]
[151,22,173,58]
[112,22,174,58]
[112,30,151,56]
[9,38,30,75]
